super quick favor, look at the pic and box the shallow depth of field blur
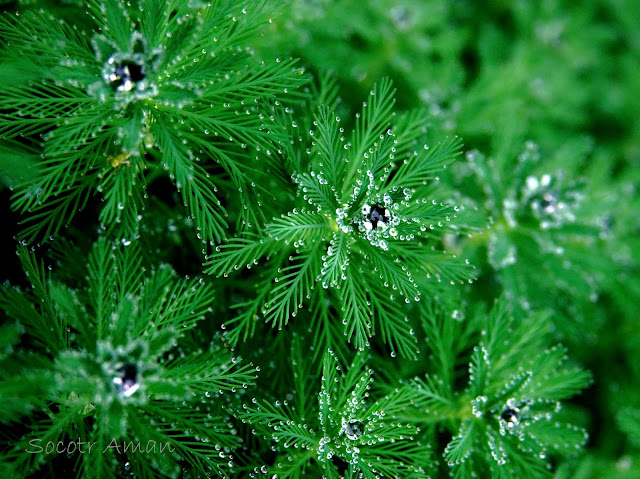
[0,0,639,477]
[255,1,640,475]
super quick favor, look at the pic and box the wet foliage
[1,0,638,478]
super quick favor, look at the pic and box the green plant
[1,0,638,478]
[0,240,256,478]
[206,78,473,355]
[0,0,303,244]
[240,345,431,478]
[409,298,591,478]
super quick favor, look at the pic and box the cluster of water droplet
[465,387,585,469]
[112,362,140,398]
[334,185,413,251]
[481,142,582,232]
[520,173,581,230]
[497,398,523,433]
[340,418,364,440]
[101,338,148,391]
[89,32,162,104]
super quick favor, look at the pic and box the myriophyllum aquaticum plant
[205,78,475,356]
[0,0,304,244]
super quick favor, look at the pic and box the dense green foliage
[0,0,638,478]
